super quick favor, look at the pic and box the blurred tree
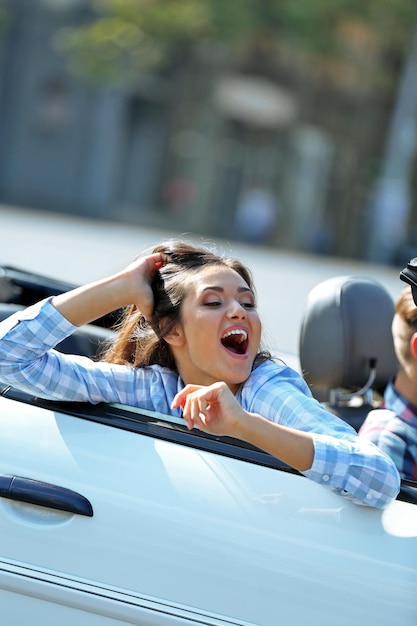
[0,2,9,34]
[54,0,417,91]
[0,0,408,260]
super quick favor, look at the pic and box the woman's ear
[163,323,186,347]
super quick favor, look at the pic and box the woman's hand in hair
[51,252,169,327]
[123,252,170,320]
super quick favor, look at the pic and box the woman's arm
[172,381,400,508]
[172,381,315,472]
[0,252,169,403]
[52,252,168,325]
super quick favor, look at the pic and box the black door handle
[0,475,93,517]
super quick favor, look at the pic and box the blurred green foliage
[0,2,9,34]
[54,0,417,88]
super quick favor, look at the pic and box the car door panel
[0,395,416,626]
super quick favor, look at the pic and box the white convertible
[0,265,416,626]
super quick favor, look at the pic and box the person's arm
[172,381,314,472]
[52,252,168,325]
[234,412,315,471]
[172,381,400,508]
[0,252,169,403]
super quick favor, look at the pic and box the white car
[0,265,416,626]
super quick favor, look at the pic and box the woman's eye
[205,301,221,307]
[242,302,256,309]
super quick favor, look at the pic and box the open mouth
[221,329,248,355]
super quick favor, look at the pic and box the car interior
[299,274,398,431]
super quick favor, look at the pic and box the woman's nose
[227,301,246,318]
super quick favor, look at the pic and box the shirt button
[322,474,330,482]
[366,493,373,501]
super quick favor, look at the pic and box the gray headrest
[299,276,398,393]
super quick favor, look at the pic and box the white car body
[0,390,416,626]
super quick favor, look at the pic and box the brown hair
[101,240,271,370]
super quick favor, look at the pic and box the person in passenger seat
[360,286,417,481]
[0,240,400,508]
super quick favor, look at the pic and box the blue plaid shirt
[360,381,417,481]
[0,299,400,508]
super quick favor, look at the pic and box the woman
[0,240,399,508]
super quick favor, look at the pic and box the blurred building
[0,1,297,237]
[0,0,415,262]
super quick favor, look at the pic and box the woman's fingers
[145,252,170,274]
[172,385,205,429]
[171,384,202,410]
[172,383,229,432]
[182,395,207,430]
[128,253,170,319]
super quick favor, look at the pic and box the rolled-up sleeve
[307,434,400,508]
[0,299,134,404]
[0,299,120,402]
[0,299,181,413]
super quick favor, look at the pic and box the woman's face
[168,264,262,392]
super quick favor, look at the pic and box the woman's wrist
[234,411,314,472]
[232,410,264,443]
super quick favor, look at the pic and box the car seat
[299,275,398,431]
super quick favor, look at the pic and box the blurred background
[1,0,417,268]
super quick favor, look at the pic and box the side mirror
[400,258,417,306]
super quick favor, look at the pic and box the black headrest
[299,276,398,395]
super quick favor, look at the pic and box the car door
[0,392,416,626]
